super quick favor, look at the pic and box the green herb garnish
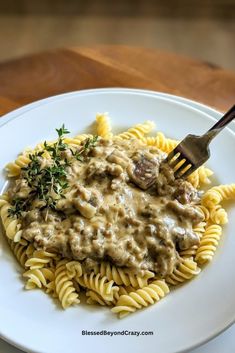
[9,126,98,219]
[8,198,29,218]
[72,135,98,161]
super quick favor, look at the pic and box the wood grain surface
[0,45,234,116]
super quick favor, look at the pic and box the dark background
[0,0,234,70]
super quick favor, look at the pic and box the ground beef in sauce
[9,138,203,277]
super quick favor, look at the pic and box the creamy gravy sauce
[9,139,203,277]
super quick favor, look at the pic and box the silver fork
[166,105,235,178]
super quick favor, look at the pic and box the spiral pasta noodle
[73,134,93,142]
[141,136,158,146]
[66,261,83,280]
[45,280,58,298]
[111,280,169,318]
[86,286,135,306]
[76,272,119,301]
[45,262,83,299]
[86,288,121,306]
[166,258,201,286]
[209,205,228,225]
[195,224,222,264]
[153,132,178,153]
[25,243,35,258]
[98,262,154,288]
[5,153,31,177]
[202,184,235,208]
[63,137,85,147]
[54,260,80,309]
[96,113,113,138]
[25,250,58,269]
[23,268,55,290]
[5,138,71,178]
[8,239,28,268]
[0,198,22,242]
[5,142,51,178]
[187,167,213,189]
[33,142,52,158]
[118,285,135,296]
[179,245,198,259]
[193,221,207,239]
[86,290,112,306]
[5,143,53,178]
[179,221,207,258]
[63,135,94,148]
[115,121,155,140]
[196,205,210,222]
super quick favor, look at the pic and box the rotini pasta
[86,290,113,306]
[45,280,58,298]
[187,166,213,189]
[77,272,119,301]
[152,132,178,153]
[179,245,198,259]
[5,133,97,179]
[86,287,120,306]
[195,224,222,264]
[63,137,85,147]
[179,221,207,258]
[25,243,35,259]
[115,120,155,140]
[165,258,201,286]
[193,221,207,239]
[98,262,154,288]
[64,135,95,148]
[25,250,58,269]
[5,153,31,177]
[196,205,210,222]
[0,199,22,242]
[86,285,135,306]
[111,280,169,318]
[54,260,80,309]
[141,136,158,146]
[202,184,235,208]
[8,239,28,268]
[5,144,52,178]
[209,205,228,225]
[96,113,113,138]
[23,268,55,290]
[73,134,93,142]
[66,261,83,280]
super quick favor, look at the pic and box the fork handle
[203,104,235,142]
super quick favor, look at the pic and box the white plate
[1,89,235,353]
[0,89,225,129]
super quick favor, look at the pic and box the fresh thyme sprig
[8,125,98,219]
[72,135,98,161]
[43,124,70,161]
[8,198,29,218]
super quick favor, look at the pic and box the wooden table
[0,45,235,116]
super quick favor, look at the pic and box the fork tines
[166,146,194,179]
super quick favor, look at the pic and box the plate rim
[0,88,224,129]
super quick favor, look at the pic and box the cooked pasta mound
[0,114,234,318]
